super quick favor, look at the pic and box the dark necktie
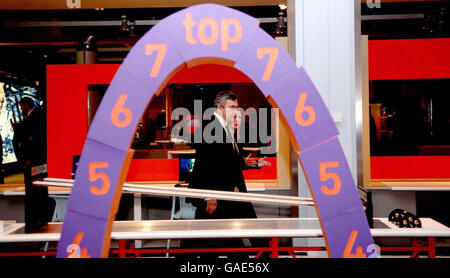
[225,125,239,155]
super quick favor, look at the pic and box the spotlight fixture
[274,8,286,36]
[120,15,138,37]
[78,35,97,52]
[129,20,137,37]
[76,35,97,64]
[421,7,448,34]
[120,15,128,32]
[83,35,96,50]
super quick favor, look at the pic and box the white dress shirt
[213,111,235,146]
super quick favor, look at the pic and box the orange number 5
[89,162,110,195]
[295,92,316,126]
[111,94,132,128]
[343,230,367,258]
[145,43,167,78]
[257,47,278,81]
[320,161,341,195]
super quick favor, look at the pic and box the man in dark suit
[19,97,46,168]
[0,106,3,184]
[184,91,271,257]
[19,97,50,232]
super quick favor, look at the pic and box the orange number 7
[145,43,167,78]
[89,162,110,195]
[343,230,367,258]
[257,47,278,81]
[320,161,341,195]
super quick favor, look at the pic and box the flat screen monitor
[179,156,195,183]
[72,155,80,179]
[0,81,42,165]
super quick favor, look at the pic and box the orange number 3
[89,162,110,195]
[343,230,367,258]
[320,161,341,195]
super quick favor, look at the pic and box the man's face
[219,99,238,127]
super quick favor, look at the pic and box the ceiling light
[120,15,128,32]
[129,20,136,37]
[274,9,286,36]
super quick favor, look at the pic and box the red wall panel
[371,156,450,180]
[369,38,450,179]
[126,159,179,181]
[242,157,277,180]
[48,38,450,181]
[169,64,251,83]
[47,64,273,181]
[369,38,450,80]
[47,64,118,180]
[124,157,278,182]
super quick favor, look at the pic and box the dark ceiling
[0,2,448,82]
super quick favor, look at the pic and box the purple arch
[57,4,374,258]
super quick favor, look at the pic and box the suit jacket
[188,115,257,219]
[22,108,46,166]
[0,133,3,183]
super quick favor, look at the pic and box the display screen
[369,79,450,156]
[0,81,42,164]
[179,157,195,182]
[72,155,80,179]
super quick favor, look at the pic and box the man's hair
[213,91,237,107]
[19,97,35,108]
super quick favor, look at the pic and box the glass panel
[369,79,450,156]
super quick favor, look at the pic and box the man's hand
[206,199,217,215]
[257,156,272,167]
[245,154,272,168]
[245,153,257,168]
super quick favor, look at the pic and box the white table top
[1,218,449,243]
[27,178,313,206]
[367,181,450,191]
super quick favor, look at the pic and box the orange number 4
[343,230,367,258]
[320,161,341,195]
[145,43,167,78]
[89,162,110,195]
[67,232,91,258]
[257,47,278,81]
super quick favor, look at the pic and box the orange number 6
[257,47,278,81]
[89,162,110,195]
[343,230,367,258]
[111,94,132,128]
[320,161,341,195]
[145,43,167,78]
[295,92,316,126]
